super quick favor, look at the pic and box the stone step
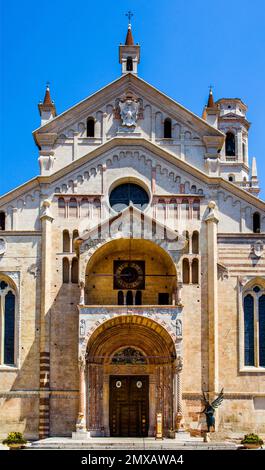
[28,437,237,451]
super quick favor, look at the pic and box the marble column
[72,356,90,439]
[174,356,184,432]
[39,200,54,439]
[205,201,220,428]
[79,281,85,305]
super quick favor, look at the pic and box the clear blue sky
[1,0,265,199]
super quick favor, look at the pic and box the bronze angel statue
[202,388,224,432]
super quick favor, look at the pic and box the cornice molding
[0,137,265,211]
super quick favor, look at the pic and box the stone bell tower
[119,12,140,75]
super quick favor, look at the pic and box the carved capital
[40,199,54,222]
[175,355,183,373]
[78,355,86,372]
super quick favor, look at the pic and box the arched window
[86,117,95,137]
[63,258,70,283]
[192,199,200,220]
[228,175,234,182]
[253,212,261,233]
[192,231,199,254]
[191,259,199,284]
[181,199,190,221]
[191,185,196,194]
[164,118,172,138]
[244,294,254,366]
[126,56,133,71]
[168,198,178,222]
[157,199,166,223]
[69,198,78,218]
[126,290,133,306]
[81,198,89,218]
[225,132,235,156]
[58,198,66,217]
[243,284,265,367]
[63,230,70,253]
[93,198,101,220]
[183,231,190,254]
[0,212,6,230]
[109,183,149,212]
[259,295,265,366]
[118,291,124,305]
[73,230,79,241]
[182,258,190,284]
[71,258,78,284]
[0,279,16,365]
[135,291,142,305]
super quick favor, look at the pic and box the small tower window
[63,230,70,253]
[0,212,6,230]
[58,198,66,217]
[164,118,172,138]
[192,231,199,254]
[253,212,261,233]
[71,258,79,284]
[225,132,235,156]
[118,291,124,305]
[126,56,133,71]
[192,199,200,220]
[126,290,133,306]
[191,259,199,284]
[183,230,190,254]
[63,258,70,283]
[86,117,95,137]
[228,175,234,182]
[135,290,142,305]
[182,258,190,284]
[69,198,78,218]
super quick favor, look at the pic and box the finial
[126,10,133,27]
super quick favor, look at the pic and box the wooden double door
[109,375,149,437]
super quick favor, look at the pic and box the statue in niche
[80,319,86,336]
[176,319,182,337]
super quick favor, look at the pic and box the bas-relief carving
[0,238,6,256]
[27,263,40,278]
[119,99,139,127]
[252,240,264,258]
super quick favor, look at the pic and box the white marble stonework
[0,24,265,440]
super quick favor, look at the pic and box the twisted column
[174,356,184,432]
[75,356,87,432]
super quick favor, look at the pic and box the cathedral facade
[0,24,265,440]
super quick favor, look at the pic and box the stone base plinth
[72,431,91,440]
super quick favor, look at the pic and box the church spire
[43,83,53,106]
[207,86,215,108]
[125,23,134,46]
[202,86,219,128]
[38,82,56,126]
[125,11,134,45]
[119,12,140,75]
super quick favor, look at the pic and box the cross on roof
[126,11,133,24]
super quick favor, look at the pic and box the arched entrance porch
[81,314,182,437]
